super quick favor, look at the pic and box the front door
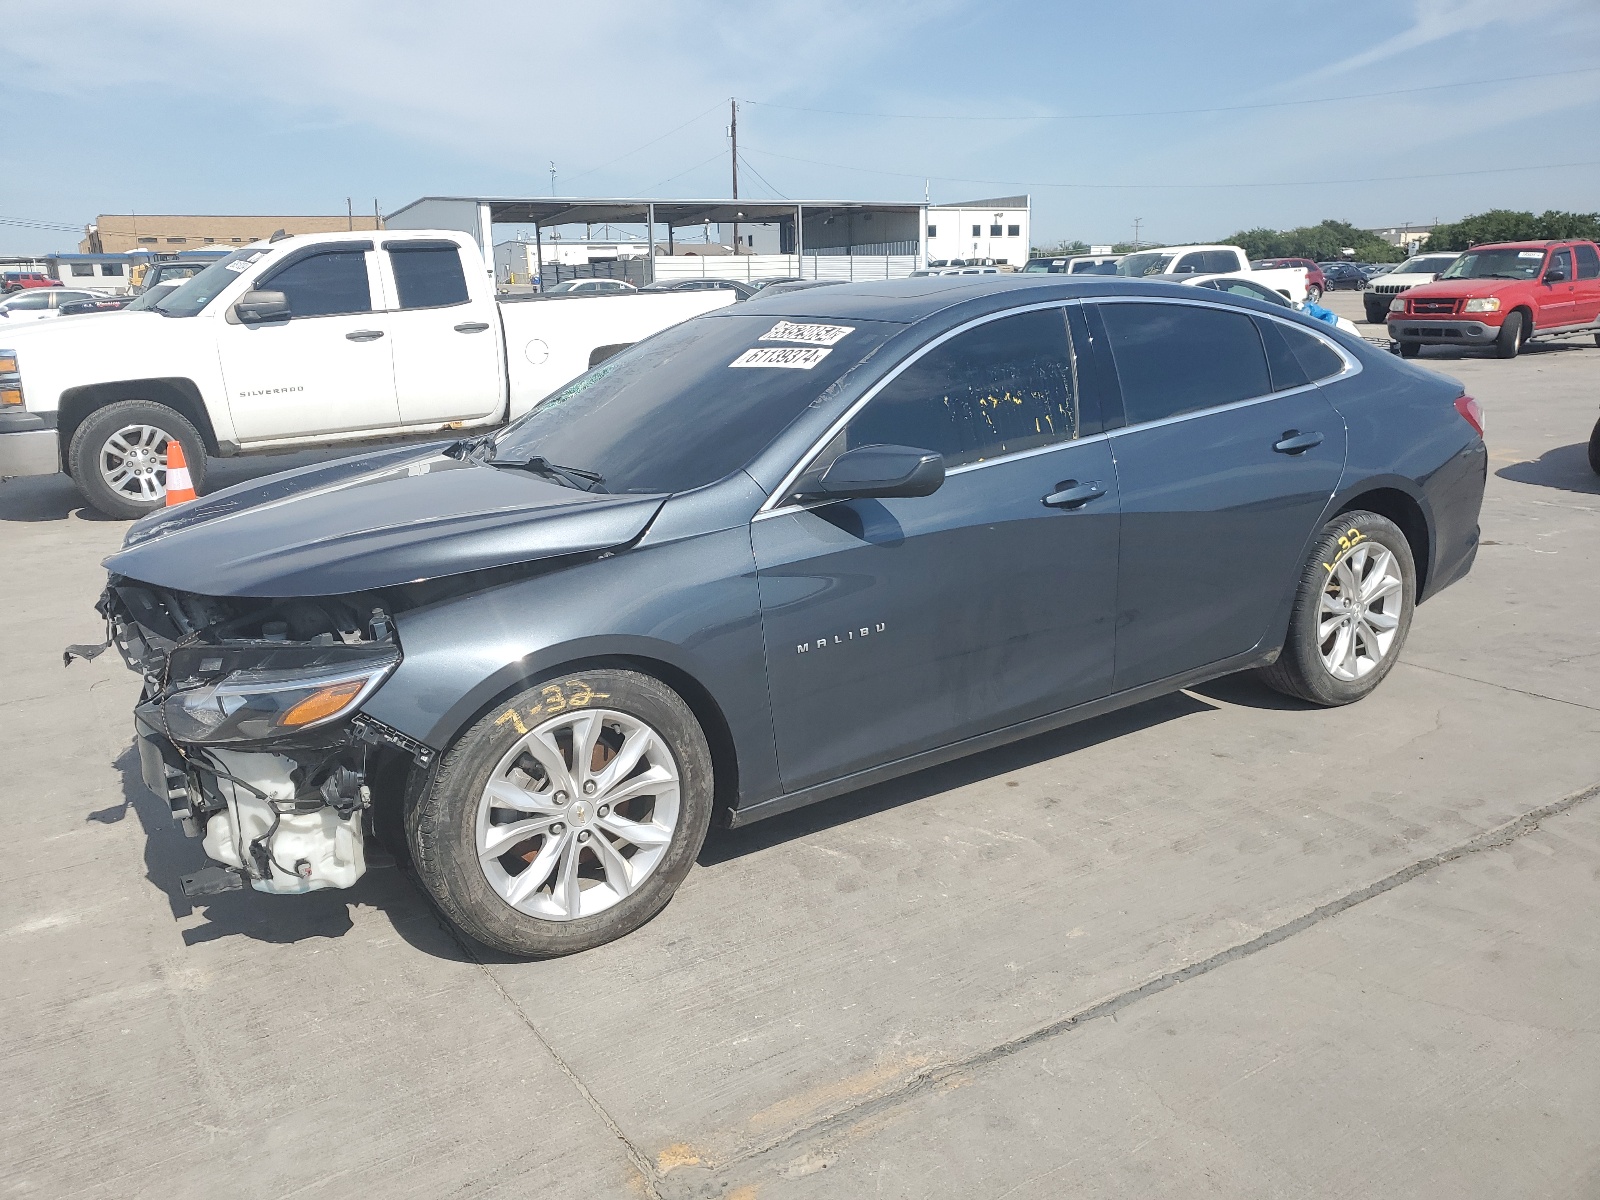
[381,239,504,425]
[1533,247,1576,328]
[1091,300,1348,691]
[215,242,400,442]
[753,305,1121,792]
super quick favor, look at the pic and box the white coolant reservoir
[200,750,366,895]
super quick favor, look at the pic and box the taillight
[1454,394,1484,436]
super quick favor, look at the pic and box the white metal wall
[651,254,921,282]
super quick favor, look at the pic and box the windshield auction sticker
[730,346,833,369]
[760,321,855,346]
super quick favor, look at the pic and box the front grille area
[1410,297,1460,315]
[1374,282,1406,294]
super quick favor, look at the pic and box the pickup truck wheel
[1255,512,1415,707]
[1398,341,1420,358]
[67,400,208,521]
[406,669,715,957]
[1494,311,1524,359]
[1305,285,1324,302]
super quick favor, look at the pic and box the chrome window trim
[756,298,1084,517]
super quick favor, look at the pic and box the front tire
[1494,311,1524,359]
[1256,512,1416,707]
[66,399,208,520]
[406,669,715,957]
[1588,416,1600,475]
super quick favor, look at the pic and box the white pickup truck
[1113,244,1310,301]
[0,230,733,518]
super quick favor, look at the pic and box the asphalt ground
[1,288,1596,1198]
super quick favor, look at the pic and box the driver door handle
[1273,430,1323,454]
[346,329,385,342]
[454,321,491,333]
[1043,480,1106,509]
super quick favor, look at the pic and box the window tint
[1257,319,1310,391]
[1173,253,1208,274]
[1574,243,1600,280]
[844,308,1077,469]
[1277,321,1344,382]
[389,244,469,309]
[264,251,371,317]
[1098,302,1270,424]
[6,293,50,310]
[1201,250,1239,273]
[989,224,1003,237]
[1007,224,1020,237]
[1549,248,1574,279]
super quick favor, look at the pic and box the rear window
[492,314,897,494]
[388,243,469,309]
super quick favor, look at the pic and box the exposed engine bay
[92,579,427,898]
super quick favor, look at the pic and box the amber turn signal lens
[279,678,366,727]
[0,354,18,374]
[0,387,22,407]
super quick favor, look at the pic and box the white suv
[1364,253,1460,323]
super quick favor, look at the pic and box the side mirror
[233,289,290,323]
[800,444,945,501]
[1544,268,1567,284]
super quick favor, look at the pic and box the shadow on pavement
[110,743,470,960]
[1496,442,1600,495]
[699,689,1216,867]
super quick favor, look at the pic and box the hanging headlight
[161,649,399,744]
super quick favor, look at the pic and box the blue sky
[5,0,1600,255]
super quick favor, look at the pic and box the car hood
[1400,278,1518,300]
[104,443,666,597]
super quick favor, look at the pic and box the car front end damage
[95,578,428,898]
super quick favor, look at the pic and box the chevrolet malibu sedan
[89,275,1487,956]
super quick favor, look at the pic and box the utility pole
[730,97,740,254]
[549,161,556,196]
[373,199,381,230]
[1132,218,1143,250]
[346,197,353,231]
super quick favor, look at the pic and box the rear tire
[66,400,208,521]
[1256,512,1416,707]
[406,669,715,957]
[1398,341,1420,358]
[1588,416,1600,475]
[1494,311,1524,359]
[1306,285,1324,303]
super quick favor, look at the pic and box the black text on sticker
[730,347,833,369]
[760,321,855,346]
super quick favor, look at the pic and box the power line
[737,152,789,200]
[740,144,1600,191]
[563,99,728,186]
[645,148,730,192]
[740,65,1600,123]
[0,216,82,232]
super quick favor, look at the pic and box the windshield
[1439,249,1543,281]
[1398,255,1459,276]
[491,313,897,494]
[1116,252,1175,277]
[125,281,182,311]
[154,246,273,317]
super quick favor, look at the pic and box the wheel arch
[1332,482,1432,597]
[416,646,744,826]
[57,378,219,471]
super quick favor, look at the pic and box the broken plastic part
[180,866,246,897]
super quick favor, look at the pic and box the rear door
[381,239,504,425]
[753,304,1121,791]
[1089,298,1348,690]
[215,240,401,441]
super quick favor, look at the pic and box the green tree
[1218,219,1403,263]
[1428,209,1600,249]
[1030,239,1090,258]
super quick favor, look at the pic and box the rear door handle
[1273,430,1323,454]
[346,329,385,342]
[454,321,491,333]
[1043,480,1106,509]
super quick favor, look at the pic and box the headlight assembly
[161,650,399,744]
[1389,297,1406,312]
[1463,297,1501,313]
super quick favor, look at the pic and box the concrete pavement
[1,288,1596,1198]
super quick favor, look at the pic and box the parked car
[57,279,187,317]
[1364,253,1461,323]
[1364,263,1397,279]
[640,278,758,300]
[1121,246,1311,301]
[1319,262,1368,291]
[749,277,808,292]
[1,272,62,293]
[90,274,1486,955]
[544,279,637,295]
[0,230,732,518]
[1386,239,1600,359]
[0,289,100,320]
[1022,254,1122,275]
[1250,258,1327,301]
[756,279,849,296]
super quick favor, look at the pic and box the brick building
[81,213,382,254]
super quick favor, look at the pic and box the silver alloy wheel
[1318,542,1403,681]
[99,423,171,503]
[475,707,681,922]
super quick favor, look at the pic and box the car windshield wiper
[489,453,607,492]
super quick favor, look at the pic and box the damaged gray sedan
[83,276,1486,956]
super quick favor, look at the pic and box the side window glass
[1256,319,1310,391]
[1202,250,1238,273]
[264,251,371,318]
[1277,321,1345,382]
[1573,243,1600,280]
[389,245,469,309]
[1098,302,1270,424]
[1550,249,1574,279]
[1173,253,1207,274]
[844,308,1078,469]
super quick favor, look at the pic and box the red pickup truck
[1386,240,1600,359]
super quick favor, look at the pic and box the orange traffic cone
[165,439,196,506]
